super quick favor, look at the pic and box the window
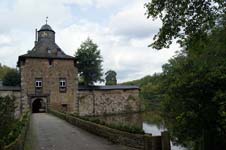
[48,59,52,66]
[35,79,42,88]
[59,78,66,92]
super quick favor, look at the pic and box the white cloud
[60,0,132,8]
[109,1,161,38]
[0,0,178,82]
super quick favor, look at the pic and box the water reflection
[96,111,186,150]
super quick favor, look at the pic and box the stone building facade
[0,23,140,117]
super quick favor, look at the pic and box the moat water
[96,111,186,150]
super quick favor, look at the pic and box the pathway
[24,113,135,150]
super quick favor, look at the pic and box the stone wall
[78,89,141,116]
[19,58,78,113]
[49,109,171,150]
[0,90,21,118]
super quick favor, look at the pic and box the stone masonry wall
[0,90,21,118]
[20,58,78,113]
[78,89,141,116]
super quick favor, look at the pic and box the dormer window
[59,78,66,92]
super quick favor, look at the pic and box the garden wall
[78,87,141,116]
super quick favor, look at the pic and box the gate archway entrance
[32,98,47,113]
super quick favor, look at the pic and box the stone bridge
[24,113,136,150]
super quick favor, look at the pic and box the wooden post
[161,131,171,150]
[144,134,152,150]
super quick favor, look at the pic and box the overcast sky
[0,0,178,83]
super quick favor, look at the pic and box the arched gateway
[31,98,47,113]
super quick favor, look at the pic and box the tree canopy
[2,69,21,86]
[145,0,226,49]
[105,70,117,85]
[0,64,12,80]
[161,24,226,149]
[75,38,103,85]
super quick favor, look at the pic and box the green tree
[0,64,11,80]
[75,38,103,85]
[161,26,226,150]
[105,70,117,85]
[145,0,226,49]
[2,69,21,86]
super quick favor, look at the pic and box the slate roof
[0,86,21,91]
[0,85,139,92]
[19,41,74,60]
[18,24,75,61]
[39,24,54,32]
[78,85,140,91]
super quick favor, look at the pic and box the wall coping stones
[78,85,140,91]
[0,86,21,91]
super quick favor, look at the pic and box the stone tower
[18,23,78,113]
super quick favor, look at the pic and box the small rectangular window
[48,59,52,66]
[59,78,66,92]
[35,79,42,88]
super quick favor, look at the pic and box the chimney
[34,29,38,45]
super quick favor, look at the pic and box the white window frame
[35,80,42,88]
[59,79,66,88]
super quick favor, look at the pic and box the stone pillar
[161,131,171,150]
[144,134,152,150]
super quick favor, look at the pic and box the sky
[0,0,179,83]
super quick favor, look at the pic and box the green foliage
[3,112,29,146]
[105,70,117,85]
[123,73,164,110]
[145,0,226,49]
[75,38,103,85]
[0,96,16,140]
[0,97,29,147]
[0,64,12,80]
[2,69,21,86]
[78,116,144,134]
[161,26,226,149]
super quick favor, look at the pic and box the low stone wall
[0,89,21,118]
[78,89,141,116]
[49,109,171,150]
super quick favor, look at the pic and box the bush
[0,95,29,146]
[0,96,16,141]
[3,112,29,145]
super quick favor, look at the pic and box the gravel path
[24,113,134,150]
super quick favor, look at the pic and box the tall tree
[0,64,12,80]
[75,38,103,85]
[105,70,117,85]
[145,0,226,49]
[161,26,226,150]
[2,69,21,86]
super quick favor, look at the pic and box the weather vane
[46,16,48,24]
